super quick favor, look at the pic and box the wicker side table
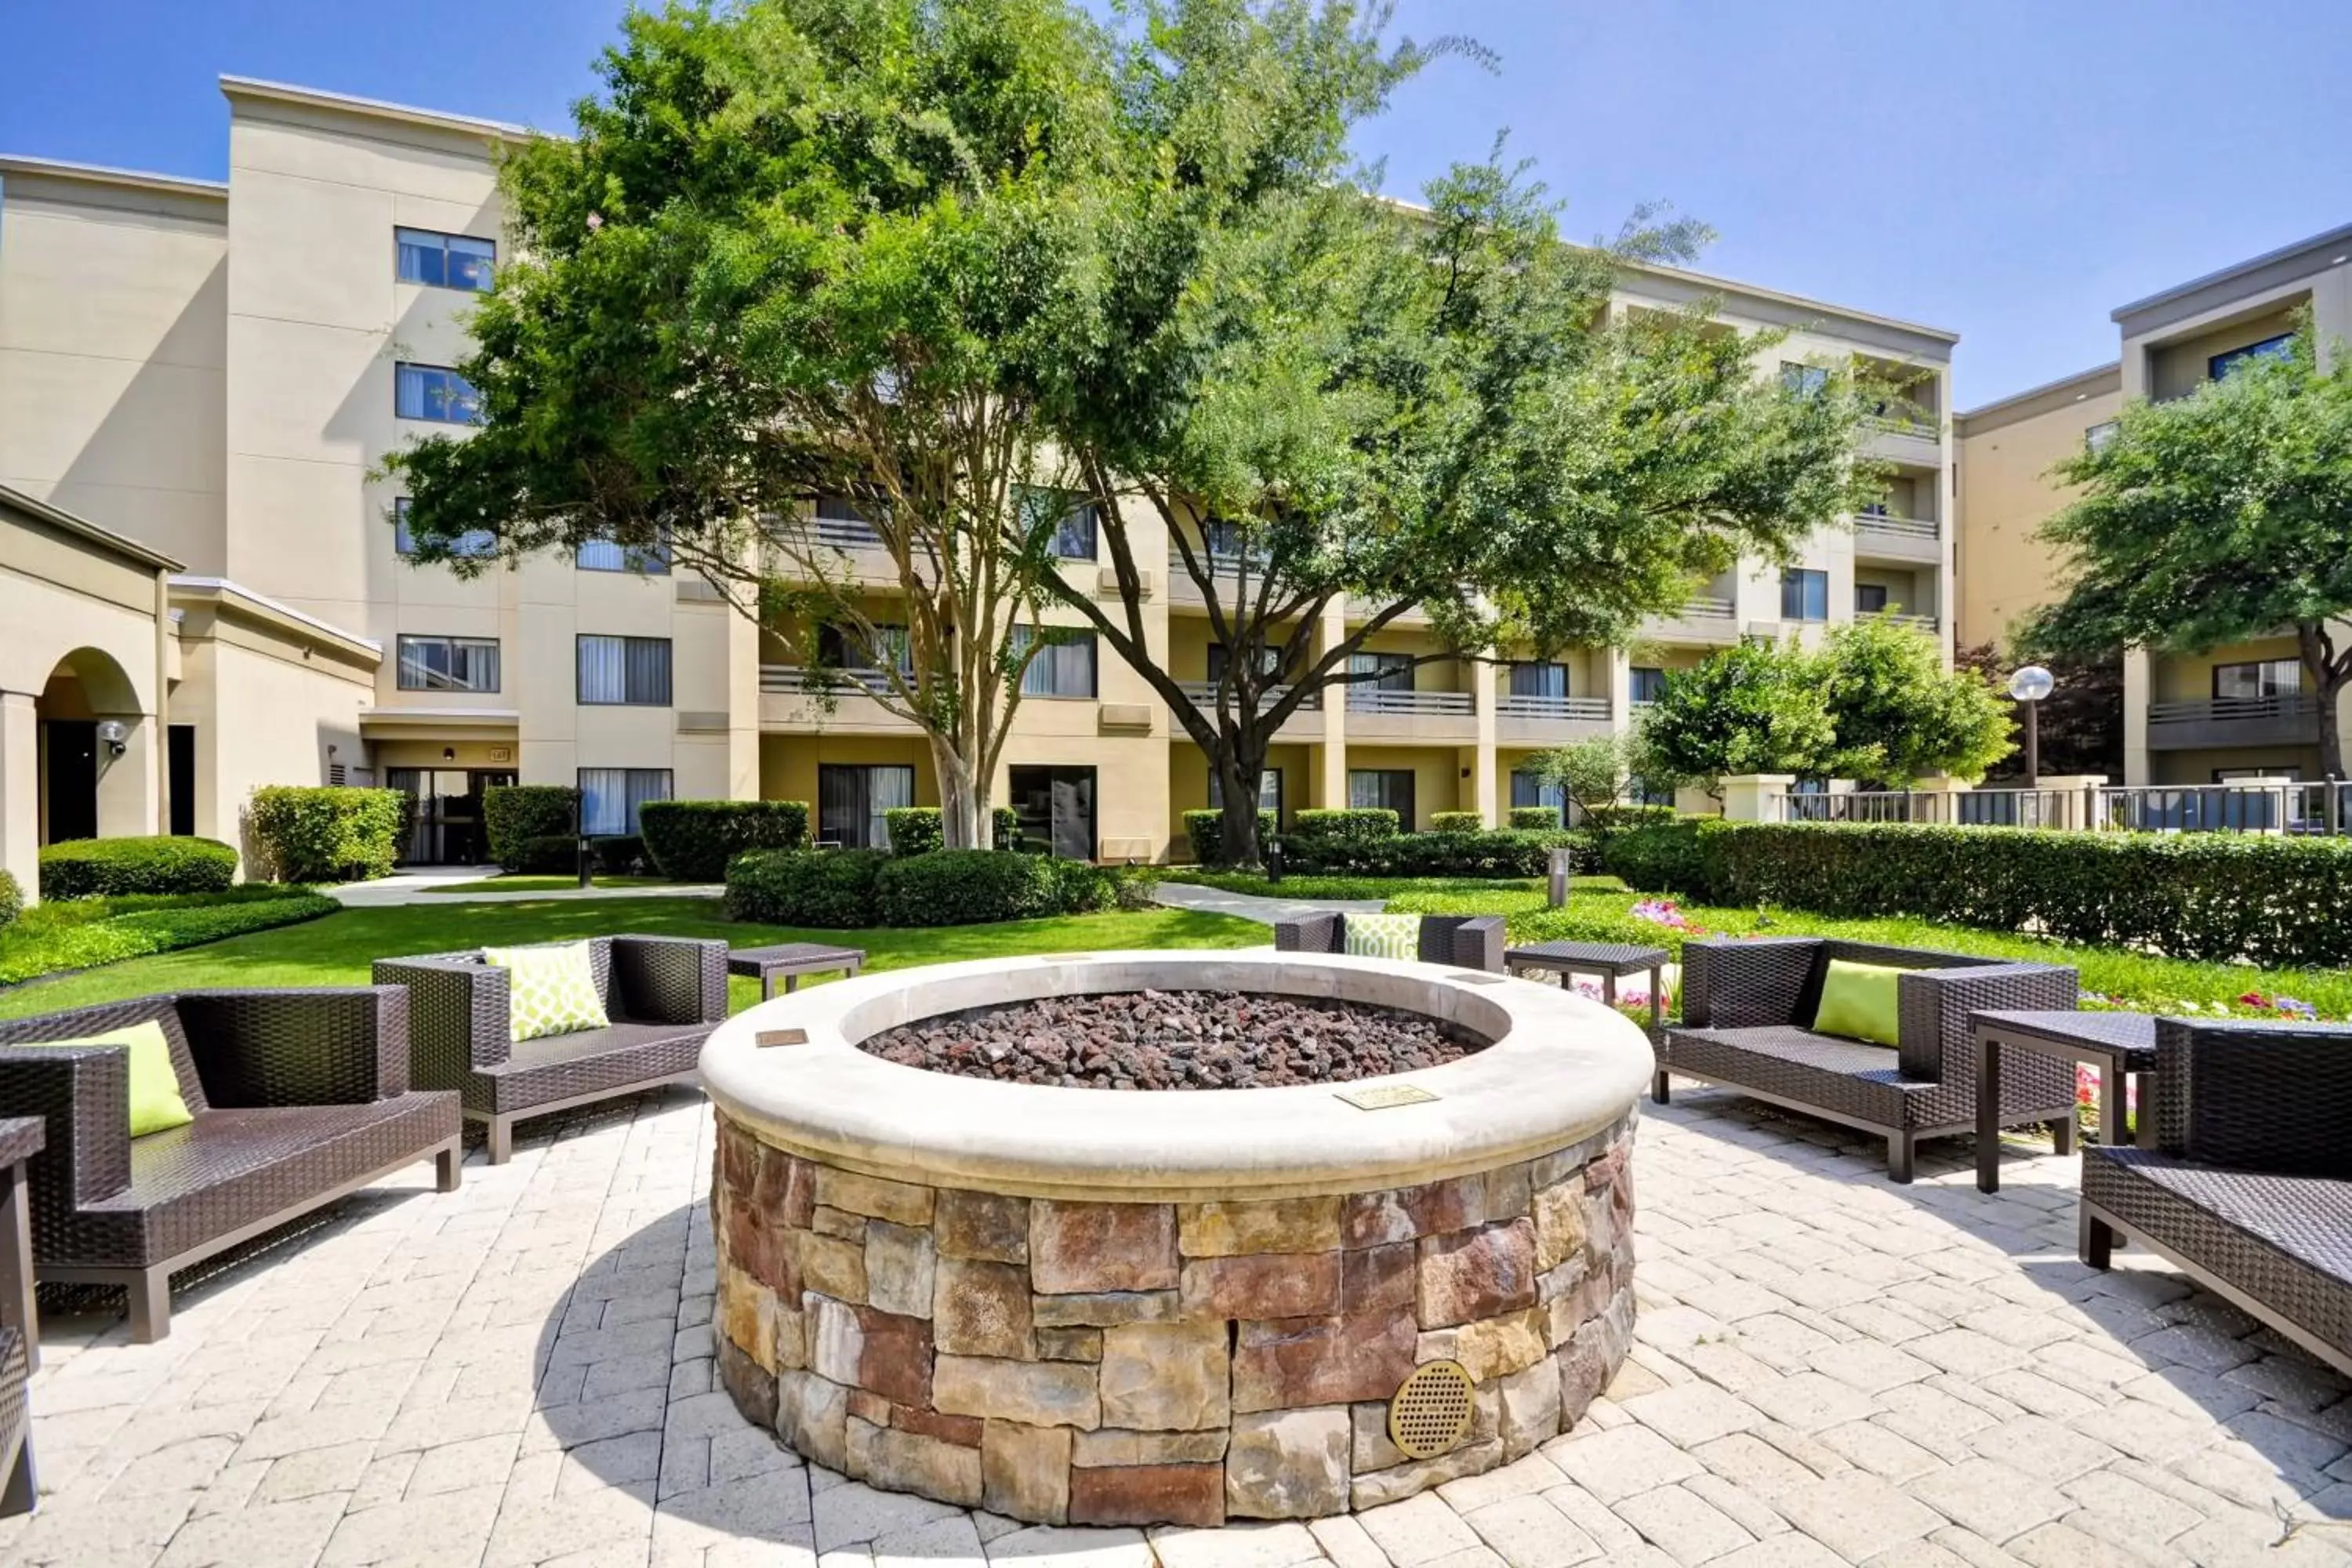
[1504,940,1671,1040]
[1972,1010,2158,1193]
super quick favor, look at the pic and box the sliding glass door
[818,764,916,849]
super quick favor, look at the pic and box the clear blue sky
[5,0,2347,408]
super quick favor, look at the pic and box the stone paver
[5,1080,2352,1566]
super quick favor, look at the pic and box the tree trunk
[928,737,989,851]
[1214,732,1271,868]
[2321,674,2347,786]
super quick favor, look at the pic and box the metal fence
[1769,780,2352,836]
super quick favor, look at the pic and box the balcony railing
[1864,414,1940,441]
[1497,694,1612,722]
[1345,688,1474,717]
[1886,613,1940,632]
[1855,514,1939,540]
[760,664,901,697]
[1174,680,1321,713]
[2146,695,2321,751]
[1169,545,1271,577]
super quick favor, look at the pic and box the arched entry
[36,647,150,848]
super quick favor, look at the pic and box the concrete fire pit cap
[699,949,1655,1202]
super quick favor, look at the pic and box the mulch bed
[857,989,1486,1090]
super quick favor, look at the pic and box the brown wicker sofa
[2081,1018,2352,1378]
[375,935,728,1164]
[1662,937,2080,1182]
[0,989,461,1341]
[1274,913,1506,971]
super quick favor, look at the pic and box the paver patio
[4,1081,2350,1568]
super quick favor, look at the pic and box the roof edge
[220,74,535,143]
[1955,361,2122,426]
[2111,220,2352,324]
[169,575,384,662]
[0,482,186,572]
[0,154,227,200]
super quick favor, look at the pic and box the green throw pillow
[1812,959,1906,1047]
[1341,912,1423,962]
[483,942,610,1043]
[19,1021,194,1138]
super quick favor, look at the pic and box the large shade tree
[1818,616,2013,786]
[1028,1,1883,865]
[388,0,1123,848]
[2026,330,2352,777]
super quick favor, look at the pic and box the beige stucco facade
[2,73,1958,865]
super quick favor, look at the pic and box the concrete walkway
[1150,879,1386,925]
[327,866,721,908]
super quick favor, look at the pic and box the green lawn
[419,874,690,895]
[0,897,1264,1020]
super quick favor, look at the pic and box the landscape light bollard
[1265,838,1285,884]
[2009,664,2054,791]
[1548,844,1573,908]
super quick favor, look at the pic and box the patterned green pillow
[482,942,610,1043]
[1341,911,1423,961]
[17,1021,194,1137]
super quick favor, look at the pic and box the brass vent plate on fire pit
[1388,1359,1475,1459]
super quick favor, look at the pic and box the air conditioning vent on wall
[677,710,730,734]
[676,578,728,604]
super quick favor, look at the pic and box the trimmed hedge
[0,885,336,985]
[639,800,810,880]
[1181,809,1279,866]
[724,848,890,927]
[508,836,580,875]
[1600,819,2352,970]
[1429,811,1483,833]
[1290,827,1588,879]
[1288,809,1400,851]
[0,870,17,931]
[484,786,578,867]
[876,851,1061,926]
[880,807,1022,856]
[40,835,238,899]
[1508,807,1562,830]
[249,786,405,884]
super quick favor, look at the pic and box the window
[1348,768,1416,824]
[396,635,500,693]
[1201,519,1251,557]
[817,622,911,674]
[2210,333,2295,381]
[1780,568,1829,622]
[1207,643,1283,684]
[1019,486,1098,560]
[1207,768,1284,819]
[1626,775,1675,808]
[2212,659,2302,702]
[1012,627,1098,699]
[394,363,481,425]
[1779,361,1828,397]
[578,768,671,836]
[2085,420,2119,455]
[818,764,915,849]
[576,635,673,705]
[577,534,671,574]
[2217,766,2304,782]
[1508,662,1568,699]
[394,498,496,559]
[1855,584,1889,615]
[1629,666,1668,705]
[1859,499,1890,518]
[395,227,495,292]
[1348,652,1415,691]
[1510,769,1565,822]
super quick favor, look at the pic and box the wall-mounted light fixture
[95,720,129,757]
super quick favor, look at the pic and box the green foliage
[1183,809,1278,866]
[1290,829,1588,879]
[1819,616,2013,785]
[1581,804,1678,832]
[876,851,1062,927]
[248,787,406,884]
[484,786,579,866]
[2029,329,2352,771]
[39,836,239,900]
[1507,806,1561,829]
[0,870,17,932]
[0,886,336,985]
[724,850,889,929]
[504,837,578,875]
[1428,811,1483,834]
[1599,818,2352,970]
[1523,735,1634,828]
[1288,810,1401,851]
[1632,639,1835,793]
[637,800,810,880]
[881,807,1022,857]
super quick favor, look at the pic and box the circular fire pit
[700,951,1651,1526]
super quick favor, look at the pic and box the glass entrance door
[390,769,516,865]
[1007,765,1096,861]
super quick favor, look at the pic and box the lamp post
[2009,665,2054,790]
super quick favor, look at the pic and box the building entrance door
[389,768,516,865]
[41,721,97,844]
[1007,765,1096,861]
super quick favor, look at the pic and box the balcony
[1639,595,1740,646]
[1174,680,1323,741]
[1497,693,1613,745]
[1853,514,1942,564]
[1864,416,1942,467]
[757,664,918,735]
[1885,612,1940,633]
[1345,685,1476,742]
[2146,695,2321,752]
[1166,546,1270,611]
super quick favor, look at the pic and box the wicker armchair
[2081,1018,2352,1379]
[375,935,728,1164]
[0,989,461,1341]
[1662,937,2080,1181]
[1274,913,1506,971]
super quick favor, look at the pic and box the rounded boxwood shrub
[0,869,19,931]
[875,849,1060,926]
[1181,808,1279,866]
[638,800,809,880]
[1429,811,1483,834]
[248,786,405,884]
[40,834,239,899]
[483,785,579,867]
[725,848,888,927]
[503,836,578,875]
[1508,806,1563,830]
[880,806,1022,855]
[1288,826,1587,878]
[1287,808,1400,852]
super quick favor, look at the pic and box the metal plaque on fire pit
[1335,1083,1440,1111]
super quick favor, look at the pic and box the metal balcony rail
[793,517,885,552]
[1887,613,1939,632]
[1954,789,2075,829]
[2147,695,2322,728]
[1345,688,1475,717]
[1770,780,2352,835]
[1169,545,1272,577]
[1174,680,1321,713]
[2095,782,2334,836]
[1855,514,1940,539]
[1773,790,1944,825]
[1497,694,1613,721]
[1679,595,1736,620]
[760,664,901,698]
[1865,414,1940,440]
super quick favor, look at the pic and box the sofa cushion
[1813,960,1904,1048]
[1343,912,1422,961]
[484,942,609,1043]
[16,1021,194,1137]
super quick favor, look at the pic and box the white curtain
[578,636,626,703]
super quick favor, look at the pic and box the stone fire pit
[700,951,1653,1527]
